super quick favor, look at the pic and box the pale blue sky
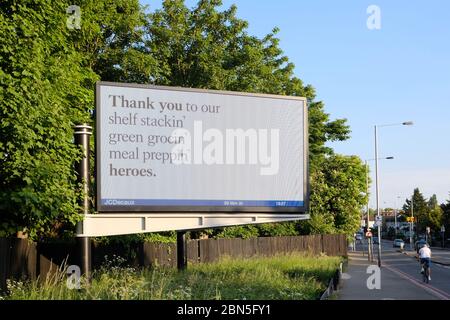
[142,0,450,208]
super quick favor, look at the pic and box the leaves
[1,0,361,240]
[0,0,93,239]
[403,189,444,234]
[301,155,367,237]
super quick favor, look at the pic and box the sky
[142,0,450,209]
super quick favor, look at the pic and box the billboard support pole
[74,124,92,280]
[177,231,187,270]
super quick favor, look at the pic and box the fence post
[177,231,187,270]
[74,124,92,280]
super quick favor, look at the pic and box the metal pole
[177,231,187,270]
[374,125,382,267]
[366,161,370,229]
[366,161,372,262]
[394,197,398,239]
[412,197,414,240]
[394,208,397,238]
[410,196,414,250]
[74,124,92,280]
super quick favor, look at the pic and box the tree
[146,0,354,237]
[426,194,443,233]
[403,188,429,235]
[70,0,158,83]
[0,0,165,239]
[300,155,368,237]
[429,194,439,208]
[441,195,450,234]
[0,0,97,239]
[146,0,350,164]
[0,0,360,240]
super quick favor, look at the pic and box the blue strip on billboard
[102,199,304,207]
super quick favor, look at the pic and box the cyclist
[419,244,432,281]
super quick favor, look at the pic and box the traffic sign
[442,226,446,233]
[376,216,382,222]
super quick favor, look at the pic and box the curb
[320,262,343,300]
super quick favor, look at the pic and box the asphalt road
[340,240,450,300]
[378,240,450,299]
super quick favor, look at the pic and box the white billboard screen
[96,82,308,213]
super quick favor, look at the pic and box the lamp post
[410,195,414,250]
[374,121,413,267]
[365,156,394,262]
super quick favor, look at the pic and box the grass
[2,253,343,300]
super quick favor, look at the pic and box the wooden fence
[1,234,347,291]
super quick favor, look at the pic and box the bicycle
[421,259,430,284]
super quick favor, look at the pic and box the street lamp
[365,156,394,262]
[410,195,414,250]
[374,121,413,267]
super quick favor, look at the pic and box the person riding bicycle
[419,244,432,281]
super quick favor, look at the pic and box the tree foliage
[70,0,158,83]
[441,196,450,234]
[427,194,443,232]
[0,0,97,239]
[300,155,367,236]
[1,0,363,240]
[402,189,443,235]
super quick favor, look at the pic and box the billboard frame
[95,81,309,214]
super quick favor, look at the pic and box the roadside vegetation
[2,254,342,300]
[1,0,366,241]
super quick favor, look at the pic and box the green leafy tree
[441,196,450,236]
[403,188,428,235]
[426,194,443,233]
[70,0,158,83]
[300,155,367,237]
[145,0,353,238]
[256,222,298,237]
[146,0,349,156]
[0,0,159,240]
[215,225,259,239]
[0,0,97,239]
[0,0,360,241]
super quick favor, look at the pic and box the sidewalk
[338,250,438,300]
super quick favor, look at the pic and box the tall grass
[2,253,342,300]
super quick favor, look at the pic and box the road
[340,240,450,300]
